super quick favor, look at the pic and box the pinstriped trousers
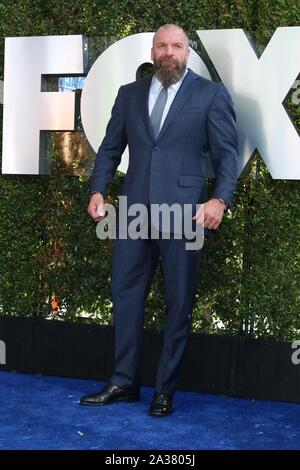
[110,220,202,394]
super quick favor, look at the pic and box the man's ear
[151,47,154,61]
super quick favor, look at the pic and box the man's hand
[192,198,226,230]
[87,193,106,222]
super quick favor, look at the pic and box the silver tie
[150,86,168,140]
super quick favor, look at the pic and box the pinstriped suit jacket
[91,69,238,217]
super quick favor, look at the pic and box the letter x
[197,27,300,179]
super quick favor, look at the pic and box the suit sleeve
[207,85,239,208]
[90,86,127,198]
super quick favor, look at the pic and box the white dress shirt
[148,69,188,132]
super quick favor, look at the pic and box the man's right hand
[87,193,106,222]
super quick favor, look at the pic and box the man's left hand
[192,198,226,230]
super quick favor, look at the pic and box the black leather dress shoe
[149,391,173,416]
[80,383,140,406]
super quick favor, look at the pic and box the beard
[153,56,186,87]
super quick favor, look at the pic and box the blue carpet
[0,370,299,450]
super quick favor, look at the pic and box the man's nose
[165,45,173,56]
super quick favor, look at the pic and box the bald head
[153,24,189,48]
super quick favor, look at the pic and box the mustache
[156,57,178,67]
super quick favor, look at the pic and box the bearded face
[151,26,190,87]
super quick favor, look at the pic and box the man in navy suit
[80,24,238,416]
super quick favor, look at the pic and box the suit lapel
[158,70,199,141]
[137,74,155,142]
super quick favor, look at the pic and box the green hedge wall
[0,0,299,340]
